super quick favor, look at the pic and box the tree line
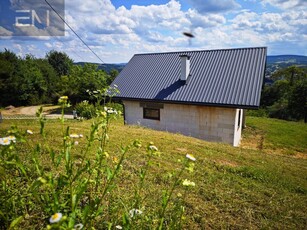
[0,49,118,107]
[260,65,307,122]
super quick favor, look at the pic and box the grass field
[0,115,306,229]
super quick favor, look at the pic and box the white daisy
[0,137,10,145]
[149,145,158,151]
[70,134,79,138]
[49,212,62,223]
[182,179,195,187]
[129,208,143,218]
[186,154,196,161]
[27,130,33,134]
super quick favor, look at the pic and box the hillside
[266,55,307,74]
[74,62,126,73]
[0,115,306,229]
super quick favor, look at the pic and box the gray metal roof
[111,47,267,108]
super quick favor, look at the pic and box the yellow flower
[58,96,68,104]
[49,212,62,223]
[112,156,119,164]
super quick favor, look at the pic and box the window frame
[143,108,160,120]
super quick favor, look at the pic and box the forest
[0,49,118,107]
[0,49,306,121]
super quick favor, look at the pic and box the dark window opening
[238,110,241,129]
[143,108,160,120]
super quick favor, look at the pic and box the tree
[0,49,20,106]
[261,65,307,121]
[46,50,73,77]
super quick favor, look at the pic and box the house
[111,47,267,146]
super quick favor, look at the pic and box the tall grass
[0,90,197,230]
[0,98,306,229]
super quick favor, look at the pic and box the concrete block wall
[123,100,242,146]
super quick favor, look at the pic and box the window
[143,108,160,120]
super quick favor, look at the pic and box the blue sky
[0,0,306,63]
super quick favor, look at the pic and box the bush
[246,109,268,117]
[75,100,97,119]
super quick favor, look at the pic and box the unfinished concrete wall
[123,100,242,146]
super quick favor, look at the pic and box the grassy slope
[0,116,306,229]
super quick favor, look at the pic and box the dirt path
[1,105,73,119]
[19,106,42,115]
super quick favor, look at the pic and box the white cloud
[187,0,241,13]
[262,0,307,10]
[13,43,23,56]
[2,0,305,63]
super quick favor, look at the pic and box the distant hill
[75,55,307,75]
[266,55,307,74]
[74,62,126,73]
[267,55,307,65]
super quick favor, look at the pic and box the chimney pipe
[180,55,190,81]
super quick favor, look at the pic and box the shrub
[75,100,97,119]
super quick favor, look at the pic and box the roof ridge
[134,47,267,56]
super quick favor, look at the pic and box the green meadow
[0,114,306,229]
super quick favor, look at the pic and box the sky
[0,0,306,63]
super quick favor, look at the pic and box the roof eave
[113,97,260,109]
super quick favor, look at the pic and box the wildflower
[149,145,158,151]
[112,156,119,164]
[49,212,62,223]
[58,96,68,104]
[129,208,143,218]
[107,109,114,114]
[74,223,83,230]
[79,134,83,138]
[8,136,16,142]
[74,141,79,145]
[70,134,79,138]
[182,179,195,187]
[27,129,33,134]
[0,137,11,145]
[115,226,122,229]
[133,140,142,148]
[37,177,47,184]
[60,96,68,100]
[186,153,196,161]
[186,162,195,173]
